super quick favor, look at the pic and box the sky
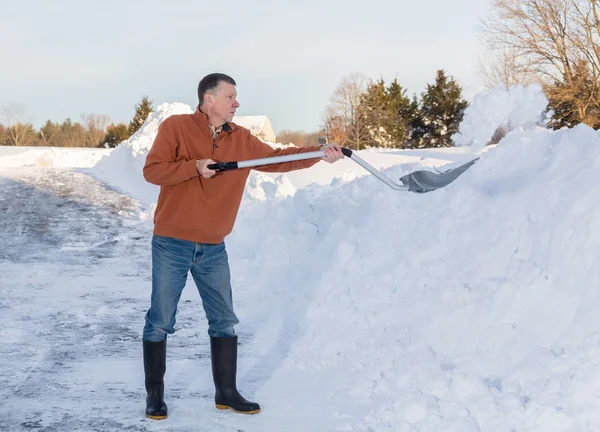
[0,0,490,133]
[3,85,600,430]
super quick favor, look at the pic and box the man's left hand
[320,143,345,163]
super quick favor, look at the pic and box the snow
[86,102,193,207]
[0,146,111,168]
[2,84,600,431]
[453,83,551,149]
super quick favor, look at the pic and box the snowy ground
[2,84,600,431]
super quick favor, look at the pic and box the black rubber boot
[143,340,168,420]
[211,336,261,414]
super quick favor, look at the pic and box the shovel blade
[400,158,479,193]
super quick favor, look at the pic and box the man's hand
[196,159,217,178]
[320,143,344,163]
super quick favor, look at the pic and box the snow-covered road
[0,168,261,432]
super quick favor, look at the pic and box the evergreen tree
[361,79,392,147]
[129,96,153,136]
[406,96,426,148]
[103,123,130,148]
[38,120,61,146]
[361,78,414,148]
[386,78,413,148]
[416,70,468,148]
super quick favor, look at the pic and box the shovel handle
[207,147,353,172]
[206,162,239,172]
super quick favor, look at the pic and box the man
[141,73,344,420]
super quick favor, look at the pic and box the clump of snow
[244,171,296,201]
[453,83,550,149]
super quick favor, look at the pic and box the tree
[55,118,86,147]
[360,78,414,148]
[546,59,600,129]
[414,70,468,148]
[103,123,130,148]
[38,120,61,146]
[480,0,600,128]
[323,73,370,149]
[407,96,427,148]
[323,110,348,147]
[478,48,538,89]
[361,79,393,147]
[4,123,36,146]
[0,104,36,146]
[82,113,111,147]
[385,78,414,147]
[129,96,153,136]
[276,130,326,147]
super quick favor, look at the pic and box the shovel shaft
[207,148,355,172]
[207,151,325,172]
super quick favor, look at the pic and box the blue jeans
[143,235,239,342]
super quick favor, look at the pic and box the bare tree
[0,103,36,146]
[323,73,370,149]
[81,113,111,147]
[0,124,6,146]
[480,0,600,126]
[323,108,348,146]
[478,48,538,89]
[277,130,308,146]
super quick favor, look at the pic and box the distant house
[232,115,276,143]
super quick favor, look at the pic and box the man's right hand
[196,159,217,178]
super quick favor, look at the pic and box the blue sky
[0,0,490,133]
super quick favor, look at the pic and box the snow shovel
[207,148,478,193]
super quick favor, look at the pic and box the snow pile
[227,122,600,431]
[453,83,550,149]
[86,102,193,206]
[0,146,110,168]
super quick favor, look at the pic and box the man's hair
[198,73,236,107]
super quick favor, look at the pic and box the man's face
[206,82,240,124]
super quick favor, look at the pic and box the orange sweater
[143,109,320,244]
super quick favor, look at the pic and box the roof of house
[232,115,270,135]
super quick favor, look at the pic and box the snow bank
[228,122,600,430]
[86,102,193,206]
[0,146,111,168]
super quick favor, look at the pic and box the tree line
[480,0,600,129]
[285,0,600,149]
[6,0,600,152]
[319,70,468,150]
[0,96,153,148]
[277,70,469,150]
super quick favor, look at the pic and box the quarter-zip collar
[192,107,234,137]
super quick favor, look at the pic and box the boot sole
[216,404,260,414]
[146,414,168,420]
